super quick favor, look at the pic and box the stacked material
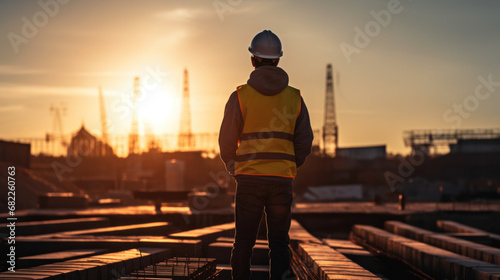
[351,224,500,280]
[288,219,381,279]
[437,220,500,245]
[0,248,170,280]
[289,219,322,245]
[290,245,320,280]
[385,220,500,265]
[437,220,492,234]
[298,243,381,280]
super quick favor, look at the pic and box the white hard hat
[248,30,283,59]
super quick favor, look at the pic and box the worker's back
[218,30,313,280]
[234,67,302,179]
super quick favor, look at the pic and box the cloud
[159,29,190,46]
[0,105,25,112]
[338,109,375,115]
[70,71,137,77]
[0,83,101,96]
[155,8,210,21]
[0,65,48,75]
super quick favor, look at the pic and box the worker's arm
[294,97,314,168]
[218,91,243,175]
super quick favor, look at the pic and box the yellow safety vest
[234,84,301,178]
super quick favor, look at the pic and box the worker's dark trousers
[231,181,293,280]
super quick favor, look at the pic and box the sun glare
[138,86,180,135]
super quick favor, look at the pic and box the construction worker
[219,30,313,280]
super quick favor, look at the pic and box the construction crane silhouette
[322,64,338,156]
[178,68,194,150]
[99,86,111,156]
[128,77,141,155]
[46,104,68,147]
[98,86,109,145]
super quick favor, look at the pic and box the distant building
[336,145,386,160]
[165,159,185,190]
[0,140,31,168]
[67,125,113,157]
[449,139,500,154]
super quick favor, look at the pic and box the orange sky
[1,0,500,154]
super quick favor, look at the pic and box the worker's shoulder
[286,85,300,93]
[227,90,239,103]
[284,85,301,99]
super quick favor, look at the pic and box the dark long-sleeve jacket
[218,66,313,184]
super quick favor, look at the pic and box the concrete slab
[14,236,200,257]
[0,217,109,236]
[18,249,107,269]
[26,222,170,239]
[169,222,235,242]
[0,275,48,279]
[0,271,58,279]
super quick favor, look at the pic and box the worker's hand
[226,160,235,176]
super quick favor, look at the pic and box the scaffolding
[403,128,500,153]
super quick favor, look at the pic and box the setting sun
[137,86,181,135]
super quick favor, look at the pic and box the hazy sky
[1,0,500,154]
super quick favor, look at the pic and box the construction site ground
[1,201,500,279]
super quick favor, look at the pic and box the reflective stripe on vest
[234,84,301,178]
